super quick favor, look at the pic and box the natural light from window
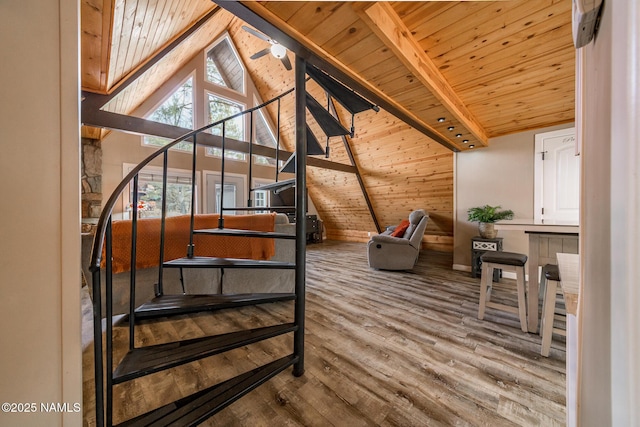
[254,109,278,166]
[205,37,245,94]
[143,77,194,152]
[205,93,246,161]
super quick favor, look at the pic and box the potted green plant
[467,205,514,239]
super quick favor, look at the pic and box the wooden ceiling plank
[346,45,395,74]
[454,49,575,93]
[305,11,361,48]
[286,2,348,38]
[141,0,174,71]
[392,1,457,32]
[100,0,116,91]
[444,27,572,89]
[109,0,138,88]
[322,17,375,58]
[438,16,572,82]
[81,0,105,91]
[462,70,575,104]
[357,2,488,146]
[126,0,154,81]
[421,0,561,60]
[469,88,575,116]
[261,2,301,22]
[408,1,494,43]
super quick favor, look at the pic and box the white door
[204,172,246,215]
[534,128,580,224]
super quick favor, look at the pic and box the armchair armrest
[370,234,412,245]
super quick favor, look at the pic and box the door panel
[535,128,580,224]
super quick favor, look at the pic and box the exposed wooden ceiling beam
[81,106,356,174]
[356,2,488,147]
[219,1,460,152]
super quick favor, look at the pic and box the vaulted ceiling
[81,0,574,150]
[80,0,575,250]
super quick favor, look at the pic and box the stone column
[81,137,102,233]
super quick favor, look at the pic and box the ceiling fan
[242,25,292,71]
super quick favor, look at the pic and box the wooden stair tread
[116,355,298,427]
[163,256,295,269]
[134,293,296,319]
[193,228,295,239]
[113,323,297,384]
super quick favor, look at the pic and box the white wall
[0,0,82,426]
[580,0,640,424]
[454,124,573,269]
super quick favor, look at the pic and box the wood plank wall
[228,19,454,252]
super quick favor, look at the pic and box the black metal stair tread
[163,257,295,269]
[134,293,296,319]
[113,323,298,384]
[193,228,296,239]
[305,93,350,137]
[255,178,295,191]
[116,354,298,427]
[307,64,376,115]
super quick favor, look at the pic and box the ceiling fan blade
[281,54,292,71]
[242,25,270,42]
[250,48,271,60]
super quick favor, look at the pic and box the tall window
[254,109,279,166]
[143,77,194,152]
[205,37,245,94]
[205,93,246,161]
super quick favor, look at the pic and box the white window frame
[203,33,246,96]
[122,163,200,219]
[204,91,247,162]
[252,178,275,213]
[141,73,195,153]
[202,170,247,215]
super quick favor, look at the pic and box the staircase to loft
[89,57,377,426]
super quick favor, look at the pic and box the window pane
[205,38,244,93]
[206,94,246,161]
[143,77,193,152]
[254,189,268,214]
[132,180,193,218]
[215,183,237,215]
[254,109,278,166]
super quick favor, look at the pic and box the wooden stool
[540,264,566,357]
[478,251,528,333]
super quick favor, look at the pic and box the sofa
[367,209,429,270]
[82,213,295,317]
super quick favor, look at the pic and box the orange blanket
[102,213,276,273]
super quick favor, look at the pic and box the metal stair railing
[89,84,300,427]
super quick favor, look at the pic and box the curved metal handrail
[88,87,295,272]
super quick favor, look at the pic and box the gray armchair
[367,209,429,270]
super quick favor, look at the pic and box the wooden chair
[540,264,566,357]
[478,251,528,333]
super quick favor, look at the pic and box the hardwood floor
[83,241,566,426]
